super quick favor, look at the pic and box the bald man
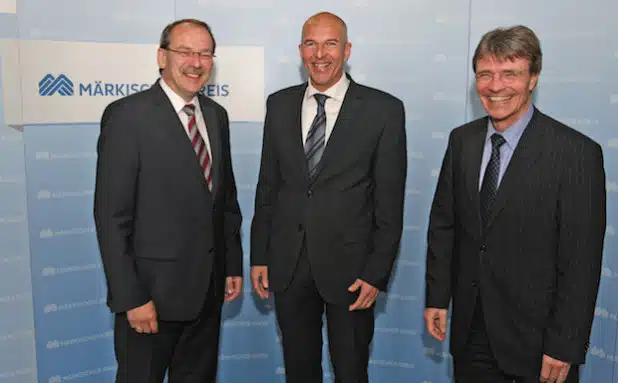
[250,12,407,383]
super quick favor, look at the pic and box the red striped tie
[182,104,212,191]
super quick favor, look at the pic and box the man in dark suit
[250,12,407,383]
[424,25,606,383]
[94,19,242,383]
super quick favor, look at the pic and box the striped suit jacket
[425,107,606,376]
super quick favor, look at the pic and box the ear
[157,48,167,72]
[528,72,539,91]
[344,41,352,62]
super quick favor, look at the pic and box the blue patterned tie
[480,133,506,228]
[304,93,328,180]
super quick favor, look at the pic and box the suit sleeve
[250,95,280,266]
[219,108,243,277]
[425,131,456,309]
[544,141,606,364]
[360,98,407,290]
[94,104,150,313]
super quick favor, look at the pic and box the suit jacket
[94,81,242,322]
[425,108,606,375]
[250,75,407,304]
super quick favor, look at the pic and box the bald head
[301,12,348,44]
[298,11,351,92]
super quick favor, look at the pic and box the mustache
[183,67,204,75]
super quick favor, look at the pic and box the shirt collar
[159,78,200,114]
[485,103,534,150]
[304,73,350,103]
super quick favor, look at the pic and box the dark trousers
[114,279,223,383]
[455,299,579,383]
[274,246,375,383]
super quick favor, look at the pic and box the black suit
[94,81,242,382]
[426,108,606,382]
[251,75,407,382]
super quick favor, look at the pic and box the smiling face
[475,55,539,132]
[157,22,214,102]
[299,13,351,92]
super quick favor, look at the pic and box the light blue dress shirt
[478,104,534,189]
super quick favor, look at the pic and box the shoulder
[266,84,306,105]
[449,116,487,141]
[101,84,159,124]
[199,93,227,117]
[535,109,600,150]
[353,82,403,107]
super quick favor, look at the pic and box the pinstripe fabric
[426,108,606,378]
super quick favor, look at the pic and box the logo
[608,138,618,148]
[39,74,74,96]
[44,304,58,314]
[37,73,228,98]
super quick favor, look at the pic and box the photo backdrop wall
[0,0,616,382]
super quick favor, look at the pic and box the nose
[315,44,325,59]
[487,76,504,92]
[189,53,203,67]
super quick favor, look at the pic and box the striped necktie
[182,104,212,191]
[304,93,328,180]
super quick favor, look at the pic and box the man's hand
[424,308,447,341]
[540,354,571,383]
[127,300,158,334]
[348,279,379,311]
[224,276,243,302]
[251,266,269,299]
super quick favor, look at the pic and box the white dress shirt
[160,78,212,161]
[301,74,351,146]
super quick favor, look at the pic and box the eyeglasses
[165,48,215,60]
[475,69,528,84]
[301,40,341,50]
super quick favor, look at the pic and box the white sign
[0,0,16,13]
[1,40,264,125]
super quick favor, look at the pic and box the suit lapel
[199,95,221,198]
[464,118,488,237]
[290,84,310,181]
[311,79,362,185]
[485,110,544,229]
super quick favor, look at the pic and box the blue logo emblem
[39,74,74,96]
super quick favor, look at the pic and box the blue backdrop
[0,1,617,382]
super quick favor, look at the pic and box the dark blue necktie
[304,93,328,179]
[480,133,506,228]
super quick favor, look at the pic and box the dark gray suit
[251,75,407,382]
[426,108,606,381]
[94,80,242,382]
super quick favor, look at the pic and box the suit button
[297,224,304,232]
[209,248,215,254]
[480,244,487,252]
[471,281,478,288]
[307,190,313,198]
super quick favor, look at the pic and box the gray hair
[472,25,542,74]
[159,18,216,53]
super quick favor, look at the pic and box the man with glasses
[424,25,606,383]
[94,18,242,382]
